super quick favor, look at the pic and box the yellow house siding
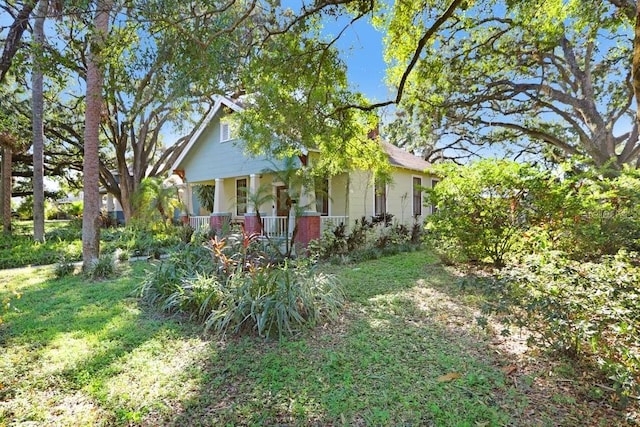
[386,168,414,224]
[347,170,374,226]
[340,168,433,228]
[329,173,349,217]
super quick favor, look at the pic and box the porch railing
[260,216,290,239]
[188,215,349,239]
[189,215,210,232]
[321,216,349,234]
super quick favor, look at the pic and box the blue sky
[323,15,392,103]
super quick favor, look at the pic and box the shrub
[54,259,76,278]
[176,224,195,244]
[550,166,640,258]
[204,260,344,339]
[103,226,182,258]
[486,250,640,403]
[311,216,423,263]
[46,223,82,242]
[139,243,214,307]
[347,216,374,251]
[140,238,344,339]
[84,254,118,280]
[426,159,551,266]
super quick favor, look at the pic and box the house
[170,96,437,247]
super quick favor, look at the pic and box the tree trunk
[32,0,48,243]
[82,0,111,269]
[634,1,640,128]
[1,146,12,234]
[119,163,134,223]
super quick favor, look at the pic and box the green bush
[102,226,182,258]
[203,260,344,339]
[54,259,76,278]
[427,161,640,266]
[84,254,118,280]
[311,216,422,263]
[488,251,640,403]
[139,243,214,308]
[426,159,550,266]
[551,166,640,258]
[139,235,344,339]
[46,223,82,242]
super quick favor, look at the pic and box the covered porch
[178,172,349,246]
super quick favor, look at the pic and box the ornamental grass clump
[204,260,344,339]
[139,229,344,339]
[84,254,118,280]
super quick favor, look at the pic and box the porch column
[211,178,231,234]
[296,183,320,249]
[244,174,262,235]
[177,185,188,224]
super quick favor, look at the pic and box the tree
[31,0,48,242]
[0,126,30,234]
[0,141,14,234]
[82,0,111,269]
[46,1,259,223]
[385,0,638,169]
[0,0,37,83]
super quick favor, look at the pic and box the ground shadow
[166,252,628,426]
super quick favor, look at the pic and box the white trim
[412,175,423,218]
[170,96,245,171]
[328,177,332,216]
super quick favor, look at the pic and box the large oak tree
[383,0,638,168]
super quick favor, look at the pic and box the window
[236,178,247,215]
[374,179,386,216]
[315,178,329,216]
[413,177,422,217]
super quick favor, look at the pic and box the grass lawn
[0,251,633,426]
[0,221,82,269]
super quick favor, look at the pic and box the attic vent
[221,122,231,142]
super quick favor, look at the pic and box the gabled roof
[382,142,431,172]
[172,96,432,175]
[171,96,244,171]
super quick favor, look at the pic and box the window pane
[413,177,422,217]
[315,178,329,216]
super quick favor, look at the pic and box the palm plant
[262,157,317,257]
[193,184,215,213]
[132,176,183,229]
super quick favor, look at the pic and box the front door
[276,186,290,217]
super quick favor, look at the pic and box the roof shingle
[382,142,431,172]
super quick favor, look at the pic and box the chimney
[367,123,380,140]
